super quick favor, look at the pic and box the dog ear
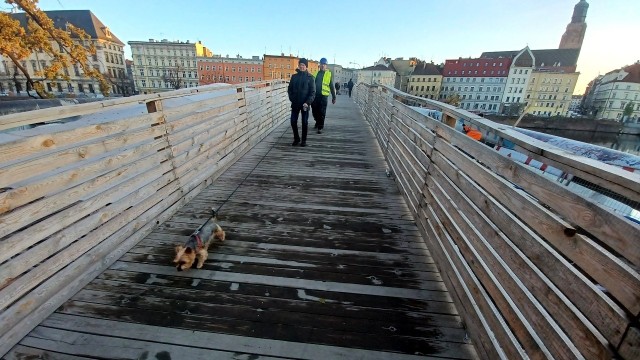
[173,245,185,263]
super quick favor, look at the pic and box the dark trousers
[290,106,309,143]
[311,95,328,129]
[348,88,352,97]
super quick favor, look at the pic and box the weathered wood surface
[0,81,290,357]
[356,84,640,359]
[4,95,478,359]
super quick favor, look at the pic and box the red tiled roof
[622,62,640,83]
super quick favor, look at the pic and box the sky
[25,0,640,95]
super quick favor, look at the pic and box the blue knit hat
[320,58,328,65]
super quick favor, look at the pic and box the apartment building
[441,57,511,113]
[263,54,298,81]
[356,65,396,87]
[390,58,417,93]
[128,39,212,93]
[0,10,125,97]
[198,55,263,85]
[407,62,442,100]
[482,48,580,117]
[589,62,640,121]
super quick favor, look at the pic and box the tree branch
[7,52,44,98]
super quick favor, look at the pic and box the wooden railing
[354,83,640,359]
[0,81,289,356]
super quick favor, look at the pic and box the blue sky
[30,0,640,94]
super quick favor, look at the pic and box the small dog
[173,209,225,271]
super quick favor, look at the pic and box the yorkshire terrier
[173,209,225,271]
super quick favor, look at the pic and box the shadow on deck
[5,96,477,359]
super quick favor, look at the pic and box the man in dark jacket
[287,58,315,147]
[347,78,354,98]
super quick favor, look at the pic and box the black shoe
[292,140,300,146]
[300,142,306,147]
[317,129,323,134]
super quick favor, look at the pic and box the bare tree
[161,65,184,90]
[102,69,131,96]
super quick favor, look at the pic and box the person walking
[335,81,341,95]
[312,57,336,134]
[287,58,315,147]
[347,78,354,98]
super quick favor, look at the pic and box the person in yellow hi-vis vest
[312,58,336,134]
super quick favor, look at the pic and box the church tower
[559,0,589,50]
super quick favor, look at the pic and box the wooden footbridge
[0,81,638,359]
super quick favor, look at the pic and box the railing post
[145,98,182,194]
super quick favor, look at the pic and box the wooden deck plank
[5,98,478,359]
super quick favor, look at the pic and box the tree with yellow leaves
[0,0,109,98]
[444,92,461,107]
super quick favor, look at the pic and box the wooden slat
[0,155,220,355]
[37,314,449,360]
[0,168,175,291]
[433,135,640,317]
[0,112,162,167]
[430,149,631,345]
[0,138,166,214]
[0,176,181,314]
[164,99,243,134]
[434,123,640,268]
[618,327,640,359]
[424,178,557,359]
[0,82,279,131]
[162,92,242,121]
[417,204,523,360]
[5,345,94,360]
[388,130,426,189]
[498,127,640,202]
[0,148,171,237]
[19,327,290,360]
[0,124,166,189]
[389,121,431,174]
[428,162,611,358]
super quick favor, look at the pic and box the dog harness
[193,233,204,249]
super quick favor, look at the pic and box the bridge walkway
[5,95,477,360]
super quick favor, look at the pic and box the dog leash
[195,124,289,232]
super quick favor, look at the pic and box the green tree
[504,102,525,117]
[0,0,109,98]
[623,102,635,120]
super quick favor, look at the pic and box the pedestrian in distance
[347,78,354,98]
[312,57,336,134]
[335,81,341,95]
[287,58,315,147]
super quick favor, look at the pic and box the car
[0,92,8,97]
